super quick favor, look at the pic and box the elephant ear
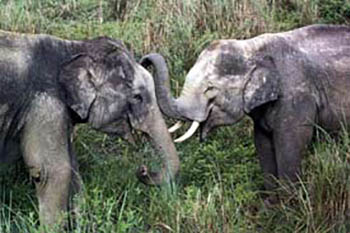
[59,54,97,120]
[243,56,280,113]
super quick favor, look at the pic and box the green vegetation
[0,0,350,232]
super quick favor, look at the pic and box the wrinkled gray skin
[142,24,350,190]
[0,31,179,226]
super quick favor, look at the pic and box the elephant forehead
[185,49,219,88]
[134,64,154,91]
[214,43,249,76]
[133,65,148,88]
[133,65,156,106]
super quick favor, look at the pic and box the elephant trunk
[140,53,202,143]
[140,53,184,121]
[136,109,180,185]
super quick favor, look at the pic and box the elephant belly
[318,71,350,131]
[318,104,350,132]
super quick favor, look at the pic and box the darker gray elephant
[141,24,350,190]
[0,31,179,226]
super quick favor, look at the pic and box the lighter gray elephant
[0,31,179,226]
[141,24,350,190]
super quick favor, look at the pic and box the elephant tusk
[168,121,184,133]
[174,121,200,143]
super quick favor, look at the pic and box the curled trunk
[140,53,184,120]
[140,53,202,143]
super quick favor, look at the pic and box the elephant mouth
[168,105,214,143]
[99,119,136,145]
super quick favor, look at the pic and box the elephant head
[59,37,179,185]
[141,39,280,141]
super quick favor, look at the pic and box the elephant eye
[132,94,143,104]
[205,84,217,94]
[204,85,218,99]
[205,86,215,92]
[205,81,216,92]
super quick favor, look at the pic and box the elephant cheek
[127,111,146,133]
[127,102,153,133]
[92,100,126,128]
[200,105,245,140]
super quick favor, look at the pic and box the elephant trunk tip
[136,164,178,186]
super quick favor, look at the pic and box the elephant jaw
[166,102,208,143]
[167,100,214,143]
[166,107,211,143]
[200,105,245,141]
[171,103,246,142]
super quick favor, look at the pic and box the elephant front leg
[22,131,73,226]
[28,160,72,226]
[273,98,316,184]
[273,124,314,184]
[254,124,278,190]
[21,97,74,227]
[22,134,73,227]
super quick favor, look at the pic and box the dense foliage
[0,0,350,232]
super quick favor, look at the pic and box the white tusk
[168,121,184,133]
[174,121,200,143]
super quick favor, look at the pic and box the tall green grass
[2,124,350,232]
[0,0,350,232]
[261,126,350,233]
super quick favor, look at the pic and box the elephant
[0,30,179,226]
[140,24,350,191]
